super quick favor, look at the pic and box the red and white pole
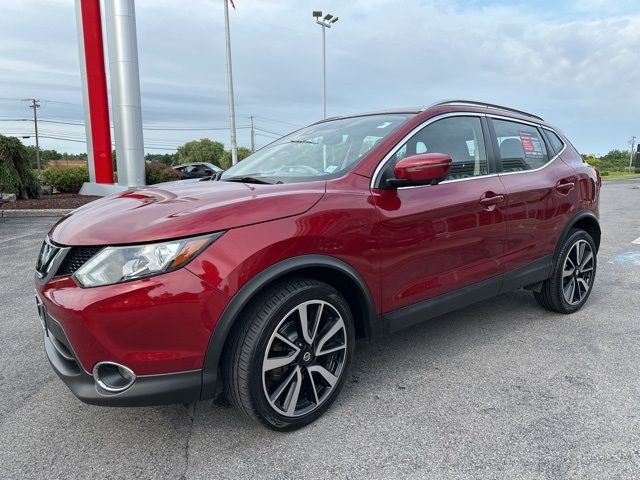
[74,0,95,183]
[77,0,114,185]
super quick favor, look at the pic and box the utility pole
[223,0,238,165]
[629,136,636,168]
[249,115,255,152]
[28,99,41,170]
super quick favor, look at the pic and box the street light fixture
[313,10,338,119]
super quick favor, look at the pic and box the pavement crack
[180,402,197,480]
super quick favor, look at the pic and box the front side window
[221,114,413,184]
[386,116,488,182]
[493,119,549,172]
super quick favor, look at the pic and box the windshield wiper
[288,140,318,145]
[223,175,274,185]
[202,170,223,182]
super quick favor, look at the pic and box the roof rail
[428,99,544,121]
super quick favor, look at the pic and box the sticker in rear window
[519,131,544,157]
[324,165,338,173]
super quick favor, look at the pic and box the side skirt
[382,275,501,334]
[381,255,553,335]
[500,255,553,293]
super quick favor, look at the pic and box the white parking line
[633,237,640,245]
[0,232,42,245]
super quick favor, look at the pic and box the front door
[373,115,507,317]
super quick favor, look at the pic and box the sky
[0,0,639,156]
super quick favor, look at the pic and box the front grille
[36,240,61,276]
[56,246,103,276]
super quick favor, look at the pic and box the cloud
[0,0,638,155]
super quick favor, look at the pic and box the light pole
[224,0,238,165]
[313,11,338,119]
[629,136,636,169]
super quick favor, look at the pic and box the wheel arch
[200,255,379,400]
[555,210,601,262]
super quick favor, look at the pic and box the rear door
[489,117,578,285]
[373,114,507,315]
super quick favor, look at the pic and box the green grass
[601,171,640,180]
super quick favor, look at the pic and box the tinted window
[388,116,488,181]
[545,130,565,155]
[493,119,549,172]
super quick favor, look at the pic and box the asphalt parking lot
[1,180,639,479]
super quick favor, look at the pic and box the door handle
[556,181,575,193]
[479,194,505,207]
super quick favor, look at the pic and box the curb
[0,209,72,218]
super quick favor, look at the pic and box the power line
[0,117,252,131]
[255,132,280,140]
[255,126,286,137]
[144,125,250,131]
[252,115,302,128]
[4,132,180,151]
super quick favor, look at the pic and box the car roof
[317,100,551,128]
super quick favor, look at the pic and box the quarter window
[544,130,565,155]
[493,119,549,172]
[388,116,489,182]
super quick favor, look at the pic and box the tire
[534,229,597,314]
[222,277,355,431]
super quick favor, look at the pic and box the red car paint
[35,102,599,404]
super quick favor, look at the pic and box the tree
[599,149,629,172]
[176,139,225,167]
[23,146,63,168]
[145,153,177,166]
[219,147,252,169]
[581,154,601,169]
[0,135,38,199]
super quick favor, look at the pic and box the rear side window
[492,119,549,172]
[544,130,565,155]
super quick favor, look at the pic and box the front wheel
[534,229,597,314]
[223,278,355,430]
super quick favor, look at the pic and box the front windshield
[221,114,413,183]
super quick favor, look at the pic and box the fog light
[93,361,136,393]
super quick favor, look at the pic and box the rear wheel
[223,278,354,430]
[534,229,597,313]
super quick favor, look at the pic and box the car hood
[49,180,326,246]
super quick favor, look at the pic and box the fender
[200,254,379,400]
[554,210,601,262]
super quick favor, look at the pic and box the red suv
[35,100,600,430]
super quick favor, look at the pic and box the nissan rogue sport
[35,100,601,430]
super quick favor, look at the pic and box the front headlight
[73,232,222,287]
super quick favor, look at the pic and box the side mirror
[389,153,452,188]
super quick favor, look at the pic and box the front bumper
[45,336,202,406]
[36,266,231,406]
[43,307,202,406]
